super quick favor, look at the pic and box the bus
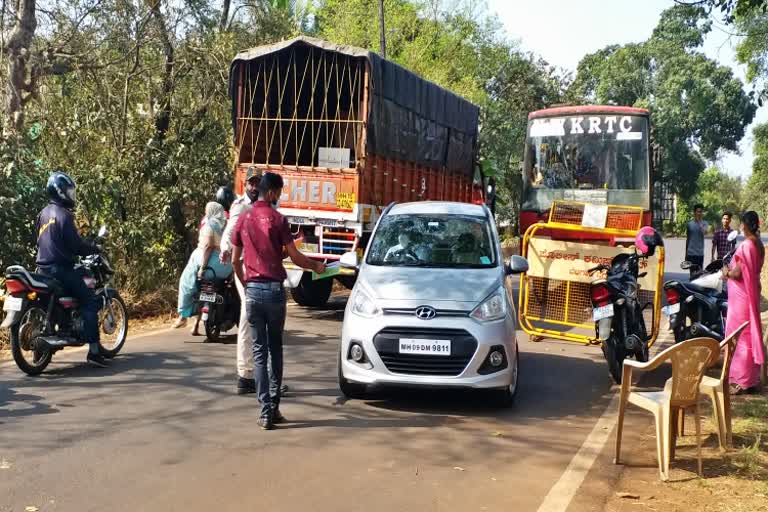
[520,105,652,239]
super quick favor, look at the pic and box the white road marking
[536,332,674,512]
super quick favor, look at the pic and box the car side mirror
[506,255,529,275]
[98,225,108,238]
[340,251,359,269]
[680,261,692,270]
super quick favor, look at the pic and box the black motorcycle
[198,268,240,342]
[0,227,128,375]
[589,252,651,383]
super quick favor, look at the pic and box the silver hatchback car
[337,201,529,405]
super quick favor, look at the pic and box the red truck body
[228,37,483,304]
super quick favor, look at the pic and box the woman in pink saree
[723,211,766,394]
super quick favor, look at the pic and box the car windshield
[366,214,496,268]
[522,114,650,211]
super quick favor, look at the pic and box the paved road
[1,247,693,512]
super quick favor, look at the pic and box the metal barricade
[518,201,665,346]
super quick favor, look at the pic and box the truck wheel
[290,272,332,307]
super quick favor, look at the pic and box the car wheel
[338,353,367,399]
[491,345,519,407]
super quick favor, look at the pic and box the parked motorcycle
[662,230,738,343]
[0,227,128,375]
[198,268,239,342]
[589,252,652,383]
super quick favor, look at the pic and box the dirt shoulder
[603,391,768,512]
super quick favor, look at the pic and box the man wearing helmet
[36,170,108,367]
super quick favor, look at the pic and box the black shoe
[257,415,275,430]
[272,408,286,424]
[237,377,256,395]
[87,353,109,368]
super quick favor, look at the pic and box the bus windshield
[522,114,650,212]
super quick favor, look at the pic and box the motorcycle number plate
[593,304,614,321]
[2,296,23,312]
[199,292,217,303]
[663,303,680,316]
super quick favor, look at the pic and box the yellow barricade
[518,201,665,346]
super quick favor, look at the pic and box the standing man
[231,172,325,430]
[685,203,708,278]
[711,211,737,262]
[221,168,259,394]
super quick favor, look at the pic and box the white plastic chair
[614,337,721,481]
[676,322,749,451]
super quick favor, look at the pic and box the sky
[486,0,768,180]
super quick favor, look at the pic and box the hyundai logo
[415,306,437,320]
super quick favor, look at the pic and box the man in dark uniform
[231,172,325,430]
[36,170,108,367]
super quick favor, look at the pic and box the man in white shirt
[220,167,259,394]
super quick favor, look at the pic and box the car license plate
[399,338,451,356]
[199,292,217,303]
[2,296,22,312]
[663,303,680,316]
[593,304,614,321]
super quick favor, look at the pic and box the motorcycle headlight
[350,287,381,318]
[470,287,507,322]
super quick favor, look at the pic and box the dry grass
[605,392,768,512]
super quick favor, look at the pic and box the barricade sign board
[526,238,660,291]
[518,204,665,346]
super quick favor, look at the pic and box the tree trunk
[4,0,36,137]
[146,0,173,143]
[219,0,231,32]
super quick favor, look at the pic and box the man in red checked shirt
[231,172,325,430]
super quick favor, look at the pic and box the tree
[570,5,757,200]
[744,123,768,216]
[693,167,744,224]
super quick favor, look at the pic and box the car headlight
[351,288,381,318]
[470,287,507,322]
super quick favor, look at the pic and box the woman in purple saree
[723,211,766,394]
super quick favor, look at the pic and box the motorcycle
[0,227,128,375]
[198,268,240,342]
[589,251,652,384]
[662,230,738,343]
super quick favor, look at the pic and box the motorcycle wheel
[635,317,650,363]
[601,335,626,384]
[98,294,128,358]
[10,307,52,376]
[204,315,221,343]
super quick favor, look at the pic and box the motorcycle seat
[5,266,65,294]
[680,281,722,298]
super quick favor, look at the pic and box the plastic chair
[676,322,749,451]
[614,337,721,481]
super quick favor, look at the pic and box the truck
[228,36,484,307]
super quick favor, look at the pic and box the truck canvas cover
[229,36,479,175]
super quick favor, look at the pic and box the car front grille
[373,327,477,376]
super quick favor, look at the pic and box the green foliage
[0,139,48,273]
[570,5,757,199]
[744,123,768,217]
[692,167,745,224]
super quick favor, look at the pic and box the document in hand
[312,261,341,281]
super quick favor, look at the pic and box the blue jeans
[37,264,101,354]
[245,282,286,418]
